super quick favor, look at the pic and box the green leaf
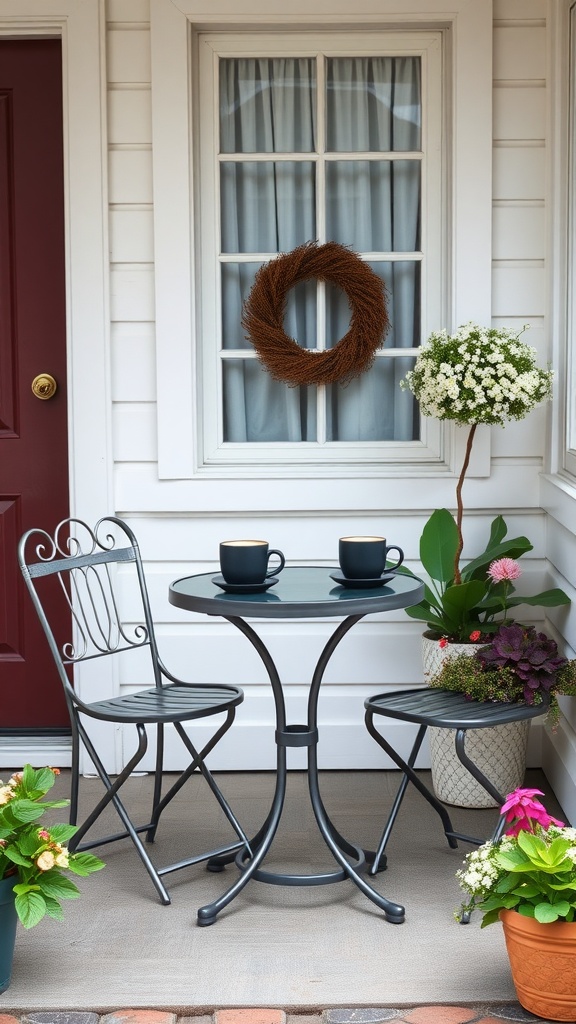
[37,873,81,899]
[30,766,58,794]
[15,890,47,929]
[45,823,79,843]
[486,516,508,548]
[3,848,31,868]
[67,852,105,876]
[505,589,571,608]
[480,908,502,928]
[42,895,65,921]
[534,901,570,924]
[461,536,533,582]
[419,509,459,583]
[442,580,486,617]
[7,800,46,824]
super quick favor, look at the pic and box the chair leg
[69,720,172,906]
[146,710,251,857]
[174,718,251,852]
[69,717,81,826]
[146,722,165,844]
[365,710,459,851]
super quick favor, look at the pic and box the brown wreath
[241,241,390,387]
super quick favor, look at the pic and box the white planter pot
[422,632,530,808]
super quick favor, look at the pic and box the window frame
[197,31,442,466]
[565,3,576,478]
[150,0,492,484]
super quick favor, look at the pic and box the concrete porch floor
[0,769,568,1022]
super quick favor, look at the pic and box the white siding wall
[103,0,576,791]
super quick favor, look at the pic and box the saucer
[329,570,396,589]
[212,575,280,594]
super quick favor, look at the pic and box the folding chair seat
[18,516,250,905]
[364,687,548,878]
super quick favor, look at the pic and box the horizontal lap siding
[105,0,560,769]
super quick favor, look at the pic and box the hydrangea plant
[0,764,104,928]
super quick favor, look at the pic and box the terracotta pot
[500,908,576,1021]
[422,632,529,808]
[0,874,18,994]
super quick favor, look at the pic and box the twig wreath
[241,241,390,387]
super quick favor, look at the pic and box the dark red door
[0,39,70,728]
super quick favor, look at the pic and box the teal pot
[0,874,18,994]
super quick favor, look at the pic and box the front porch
[0,768,564,1014]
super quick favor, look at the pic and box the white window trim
[150,0,492,483]
[198,30,442,468]
[565,3,576,478]
[542,0,576,506]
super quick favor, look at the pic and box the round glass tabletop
[169,565,425,619]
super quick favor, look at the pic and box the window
[150,0,492,485]
[197,32,443,466]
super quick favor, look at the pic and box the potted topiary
[456,786,576,1021]
[0,764,104,993]
[399,322,570,806]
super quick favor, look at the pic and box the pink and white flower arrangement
[0,764,104,929]
[456,787,576,926]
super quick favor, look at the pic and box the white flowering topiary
[400,322,554,585]
[400,322,553,427]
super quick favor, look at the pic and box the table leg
[196,614,405,925]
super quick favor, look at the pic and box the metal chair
[18,516,250,905]
[364,687,548,878]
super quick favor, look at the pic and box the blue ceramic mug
[338,536,404,579]
[219,540,285,584]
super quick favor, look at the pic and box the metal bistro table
[169,566,424,925]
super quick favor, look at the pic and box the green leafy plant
[429,623,576,725]
[0,764,104,929]
[398,508,569,642]
[456,788,576,927]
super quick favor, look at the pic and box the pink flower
[488,558,522,583]
[469,630,481,642]
[439,638,448,648]
[500,787,565,836]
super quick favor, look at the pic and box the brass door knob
[31,374,58,400]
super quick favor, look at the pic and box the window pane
[222,264,317,349]
[325,262,420,352]
[326,160,421,251]
[325,356,419,441]
[220,161,316,253]
[223,360,317,441]
[220,58,316,153]
[326,57,421,152]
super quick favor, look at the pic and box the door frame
[0,1,115,770]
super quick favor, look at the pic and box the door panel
[0,39,70,728]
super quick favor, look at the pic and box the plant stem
[454,422,477,585]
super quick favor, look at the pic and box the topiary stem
[454,422,477,585]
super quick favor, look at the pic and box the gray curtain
[219,56,421,443]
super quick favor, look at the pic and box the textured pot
[500,909,576,1021]
[0,874,18,994]
[422,632,529,808]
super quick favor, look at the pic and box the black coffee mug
[219,540,285,584]
[338,536,404,579]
